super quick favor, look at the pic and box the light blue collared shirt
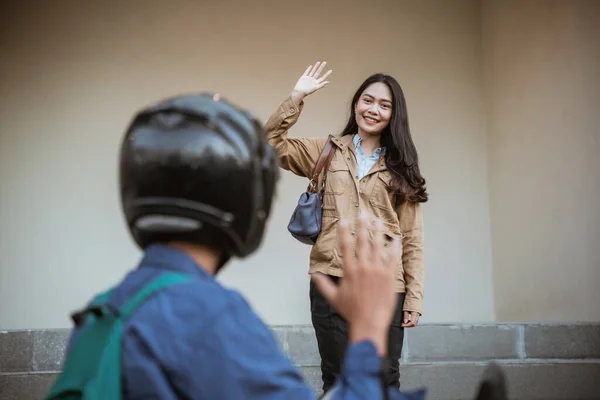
[354,134,385,180]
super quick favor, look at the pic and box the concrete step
[2,323,600,399]
[301,362,600,400]
[1,362,599,400]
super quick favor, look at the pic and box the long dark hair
[340,73,428,203]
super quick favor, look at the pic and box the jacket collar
[331,134,355,151]
[331,134,387,174]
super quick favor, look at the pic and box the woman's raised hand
[291,61,332,104]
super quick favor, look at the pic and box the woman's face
[354,82,393,137]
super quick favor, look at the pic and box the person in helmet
[54,92,427,400]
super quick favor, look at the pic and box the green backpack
[45,272,192,399]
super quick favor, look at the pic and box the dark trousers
[309,276,405,393]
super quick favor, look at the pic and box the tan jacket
[265,96,425,314]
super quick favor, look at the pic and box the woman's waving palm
[291,61,332,103]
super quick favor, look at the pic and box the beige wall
[0,0,495,329]
[482,0,600,321]
[2,0,597,330]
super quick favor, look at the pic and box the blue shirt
[354,134,385,180]
[66,245,425,400]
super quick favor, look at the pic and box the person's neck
[168,241,221,276]
[357,132,381,157]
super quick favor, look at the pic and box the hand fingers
[303,65,312,77]
[318,69,333,83]
[314,61,327,78]
[402,312,419,327]
[338,219,356,273]
[411,312,420,324]
[311,273,338,307]
[309,62,321,77]
[355,213,371,265]
[317,81,330,89]
[403,311,410,324]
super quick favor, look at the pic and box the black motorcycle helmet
[119,92,279,267]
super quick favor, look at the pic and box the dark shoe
[475,362,508,400]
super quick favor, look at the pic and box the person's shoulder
[124,275,267,344]
[130,276,241,330]
[302,135,341,154]
[123,277,279,366]
[122,277,242,358]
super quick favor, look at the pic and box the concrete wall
[0,0,495,329]
[0,0,598,330]
[482,0,600,321]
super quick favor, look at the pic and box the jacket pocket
[323,157,349,196]
[331,225,403,264]
[369,172,399,226]
[322,158,350,218]
[370,172,393,208]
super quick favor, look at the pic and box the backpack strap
[70,272,191,327]
[119,272,192,318]
[70,290,116,327]
[46,272,193,400]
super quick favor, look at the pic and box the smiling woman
[353,83,393,135]
[339,73,428,204]
[264,61,428,394]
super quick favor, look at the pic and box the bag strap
[308,135,336,193]
[70,272,192,327]
[119,272,192,319]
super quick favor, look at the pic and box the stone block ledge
[2,323,600,373]
[2,323,600,400]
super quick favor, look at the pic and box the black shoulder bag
[287,135,336,245]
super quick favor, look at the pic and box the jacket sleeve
[396,201,425,314]
[264,95,327,178]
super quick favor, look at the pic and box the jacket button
[351,231,356,235]
[354,202,359,207]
